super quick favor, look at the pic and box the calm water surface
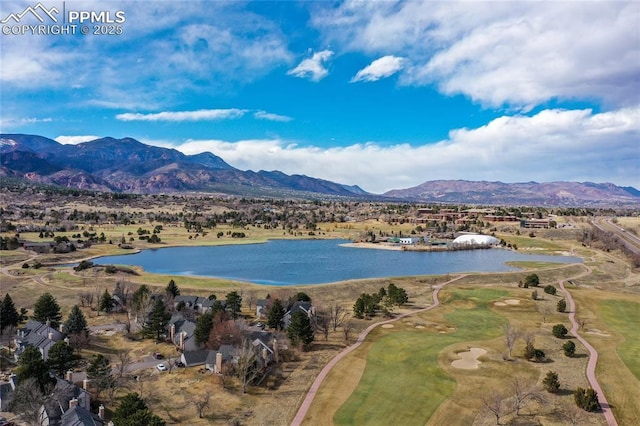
[90,239,582,286]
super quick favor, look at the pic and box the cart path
[558,264,618,426]
[290,274,467,426]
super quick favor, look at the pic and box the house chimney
[83,378,89,390]
[66,370,73,382]
[69,398,78,409]
[98,404,105,420]
[169,324,175,341]
[48,331,54,340]
[46,319,51,327]
[262,348,268,361]
[179,331,184,350]
[59,323,64,333]
[215,352,222,374]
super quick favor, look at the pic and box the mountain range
[1,134,638,206]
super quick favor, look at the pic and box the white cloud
[153,106,639,193]
[351,56,405,82]
[254,111,293,122]
[287,50,334,82]
[55,135,101,145]
[313,1,640,108]
[116,109,247,122]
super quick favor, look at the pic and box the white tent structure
[452,234,500,246]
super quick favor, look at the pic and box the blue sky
[1,0,638,193]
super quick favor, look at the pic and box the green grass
[599,299,640,380]
[334,288,507,426]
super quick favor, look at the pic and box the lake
[89,239,582,286]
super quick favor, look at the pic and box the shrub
[563,340,576,357]
[557,299,567,312]
[543,371,560,393]
[531,290,538,300]
[552,324,568,338]
[21,263,29,269]
[532,349,546,362]
[544,285,557,295]
[524,274,540,287]
[574,387,601,412]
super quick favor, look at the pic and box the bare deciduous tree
[245,289,257,311]
[9,378,50,426]
[329,304,348,332]
[503,324,520,359]
[312,307,330,341]
[511,376,544,416]
[115,349,132,379]
[236,339,258,393]
[190,391,212,418]
[342,319,353,343]
[482,391,510,425]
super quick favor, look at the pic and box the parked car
[156,363,167,371]
[174,360,185,368]
[153,352,164,359]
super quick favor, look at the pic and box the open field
[2,200,639,425]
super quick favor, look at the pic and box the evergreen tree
[64,305,88,335]
[15,346,53,390]
[557,299,567,313]
[47,341,76,376]
[552,324,568,338]
[32,292,62,328]
[112,393,166,426]
[0,293,20,332]
[194,312,213,345]
[99,289,115,314]
[524,274,540,287]
[294,292,311,302]
[543,371,560,393]
[87,354,115,399]
[143,298,171,341]
[165,280,180,298]
[225,291,242,319]
[267,299,286,330]
[387,283,408,305]
[574,387,601,412]
[287,310,314,348]
[563,340,576,357]
[64,305,90,351]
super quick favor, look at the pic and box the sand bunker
[381,324,394,329]
[586,328,610,337]
[451,348,487,369]
[495,299,520,307]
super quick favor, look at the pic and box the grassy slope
[599,299,640,379]
[333,288,507,426]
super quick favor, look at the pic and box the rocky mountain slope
[0,134,368,198]
[383,180,640,206]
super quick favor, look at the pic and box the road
[558,265,618,426]
[290,274,466,426]
[592,218,640,256]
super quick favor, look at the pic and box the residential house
[398,237,420,245]
[0,374,18,411]
[283,301,314,329]
[179,349,211,368]
[205,345,236,374]
[39,377,93,425]
[255,299,270,319]
[174,295,223,314]
[14,320,65,361]
[168,314,199,352]
[247,331,275,370]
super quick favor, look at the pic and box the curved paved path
[290,274,466,426]
[558,265,618,426]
